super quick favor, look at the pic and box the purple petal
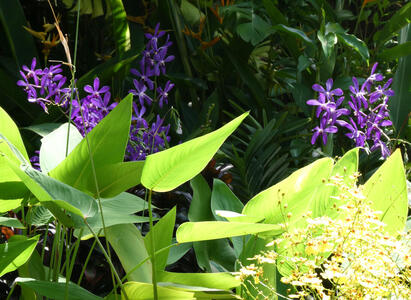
[312,84,325,93]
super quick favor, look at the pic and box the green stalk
[84,220,129,300]
[148,189,158,300]
[77,231,99,285]
[65,229,83,300]
[41,224,49,265]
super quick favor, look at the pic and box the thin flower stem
[65,228,83,300]
[83,220,129,300]
[77,230,100,286]
[148,189,158,300]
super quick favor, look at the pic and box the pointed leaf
[141,112,248,192]
[144,207,176,272]
[106,224,152,283]
[49,95,133,194]
[0,217,24,228]
[211,179,243,221]
[122,282,194,299]
[363,149,408,234]
[176,221,282,243]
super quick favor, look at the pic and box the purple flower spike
[132,102,148,128]
[145,23,166,50]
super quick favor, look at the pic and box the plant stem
[77,230,99,285]
[148,189,158,300]
[84,220,129,300]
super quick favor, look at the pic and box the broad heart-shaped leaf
[0,235,39,276]
[141,112,248,192]
[87,161,144,198]
[49,95,133,194]
[242,158,334,229]
[176,221,283,243]
[211,179,243,221]
[157,271,240,290]
[363,149,408,235]
[106,224,152,283]
[24,166,98,219]
[16,277,102,300]
[40,123,83,174]
[144,207,176,272]
[122,282,194,300]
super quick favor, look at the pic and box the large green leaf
[378,41,411,61]
[106,224,152,283]
[16,277,102,300]
[363,149,408,234]
[0,235,39,276]
[89,161,144,198]
[49,95,132,194]
[188,175,213,222]
[141,112,248,192]
[157,271,240,290]
[388,24,411,133]
[374,2,411,48]
[0,1,38,68]
[176,221,282,243]
[24,166,98,219]
[144,207,176,272]
[242,158,334,228]
[273,24,313,44]
[40,123,83,174]
[122,282,194,300]
[0,107,30,205]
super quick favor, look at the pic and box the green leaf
[141,113,248,192]
[317,31,337,58]
[242,158,334,228]
[211,179,243,221]
[0,106,29,161]
[378,41,411,61]
[106,224,152,283]
[24,166,98,219]
[388,24,411,133]
[49,95,133,194]
[0,235,39,276]
[0,1,38,68]
[90,161,144,198]
[188,175,213,222]
[0,216,24,228]
[16,277,103,300]
[262,0,287,25]
[237,14,272,46]
[40,123,83,174]
[100,192,150,215]
[107,0,130,57]
[180,0,205,27]
[363,149,408,234]
[26,206,53,226]
[23,123,63,138]
[374,2,411,48]
[157,271,240,290]
[166,242,192,265]
[336,32,370,62]
[144,207,176,272]
[176,221,282,243]
[273,24,313,44]
[122,282,194,299]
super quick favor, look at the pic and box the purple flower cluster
[71,78,117,135]
[126,23,175,160]
[307,63,394,158]
[17,58,71,113]
[18,23,175,164]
